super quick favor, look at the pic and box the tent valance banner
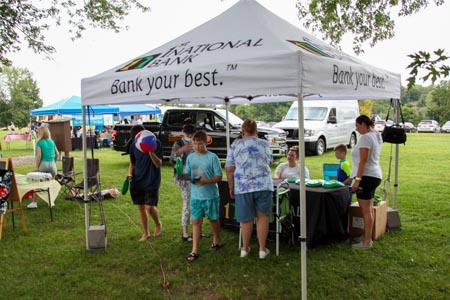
[81,0,400,106]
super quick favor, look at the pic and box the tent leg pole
[82,106,90,250]
[297,94,307,300]
[393,99,400,209]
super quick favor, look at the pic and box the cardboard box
[348,201,387,240]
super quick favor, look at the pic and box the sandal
[182,235,193,242]
[209,243,224,251]
[186,252,199,262]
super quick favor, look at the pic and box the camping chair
[55,156,77,197]
[275,180,291,256]
[323,164,339,180]
[67,158,101,202]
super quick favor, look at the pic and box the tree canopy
[296,0,449,89]
[0,0,150,66]
[0,66,42,128]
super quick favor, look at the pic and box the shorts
[235,191,273,223]
[130,188,159,206]
[190,196,220,221]
[356,176,381,200]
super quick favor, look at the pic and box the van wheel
[348,133,357,149]
[315,138,326,156]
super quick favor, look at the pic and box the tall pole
[82,105,89,249]
[297,94,307,300]
[393,99,400,209]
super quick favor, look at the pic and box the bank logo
[287,40,332,58]
[116,54,161,72]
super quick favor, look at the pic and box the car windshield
[444,121,450,126]
[419,121,432,125]
[285,107,328,121]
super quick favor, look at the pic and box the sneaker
[352,241,373,249]
[240,247,251,258]
[354,235,364,242]
[27,202,38,209]
[259,248,270,259]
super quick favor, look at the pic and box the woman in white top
[274,146,310,180]
[351,115,382,249]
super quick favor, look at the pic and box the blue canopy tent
[111,104,160,116]
[30,96,119,116]
[31,96,160,116]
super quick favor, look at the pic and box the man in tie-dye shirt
[225,119,273,259]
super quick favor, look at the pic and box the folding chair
[55,156,77,197]
[323,163,339,180]
[275,180,291,256]
[67,158,100,201]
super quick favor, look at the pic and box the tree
[229,102,291,123]
[428,80,450,122]
[0,66,42,128]
[0,1,150,66]
[358,100,373,117]
[296,0,448,89]
[401,106,422,125]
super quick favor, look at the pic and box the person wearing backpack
[170,122,196,242]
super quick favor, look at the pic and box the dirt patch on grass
[10,156,36,166]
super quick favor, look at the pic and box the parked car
[374,120,394,132]
[441,121,450,133]
[399,122,417,133]
[417,120,440,133]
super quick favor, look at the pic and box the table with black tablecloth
[218,179,349,249]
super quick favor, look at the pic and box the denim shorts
[190,196,220,221]
[235,191,273,223]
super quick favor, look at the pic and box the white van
[273,100,359,155]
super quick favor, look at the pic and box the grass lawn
[1,131,449,300]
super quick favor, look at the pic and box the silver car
[400,122,417,133]
[417,120,440,133]
[441,121,450,133]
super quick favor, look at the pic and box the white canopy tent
[81,0,401,298]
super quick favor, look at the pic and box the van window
[305,107,328,121]
[285,107,328,121]
[328,108,336,118]
[285,107,298,120]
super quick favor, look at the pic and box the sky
[9,0,450,105]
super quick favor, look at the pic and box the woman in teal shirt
[28,125,59,209]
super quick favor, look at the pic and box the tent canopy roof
[31,96,118,116]
[31,96,160,116]
[81,0,401,106]
[111,104,160,116]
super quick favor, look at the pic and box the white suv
[417,120,440,133]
